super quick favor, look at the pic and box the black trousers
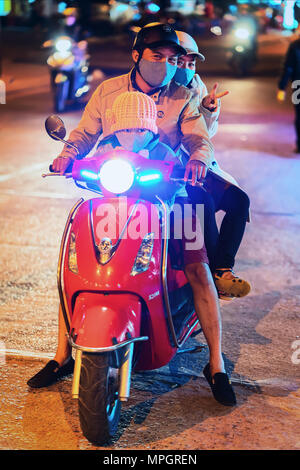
[295,104,300,149]
[186,175,250,272]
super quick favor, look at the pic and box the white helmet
[176,31,205,62]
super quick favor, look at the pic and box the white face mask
[116,130,154,153]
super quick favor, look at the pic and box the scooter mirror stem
[50,133,80,156]
[45,115,79,156]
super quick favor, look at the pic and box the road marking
[252,210,300,217]
[1,348,297,392]
[0,162,48,182]
[0,188,78,200]
[0,348,53,361]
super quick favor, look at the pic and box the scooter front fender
[69,292,145,351]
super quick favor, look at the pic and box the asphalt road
[0,28,300,451]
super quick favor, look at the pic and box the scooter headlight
[55,37,72,53]
[131,233,154,276]
[68,231,78,274]
[234,27,250,40]
[99,159,135,194]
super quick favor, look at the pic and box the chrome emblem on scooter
[98,237,112,264]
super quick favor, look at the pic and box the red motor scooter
[43,115,204,445]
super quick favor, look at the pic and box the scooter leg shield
[70,292,142,350]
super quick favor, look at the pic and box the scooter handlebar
[42,165,72,178]
[43,160,203,186]
[169,166,204,186]
[170,177,204,187]
[41,163,61,177]
[43,160,73,177]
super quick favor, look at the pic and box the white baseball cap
[176,31,205,62]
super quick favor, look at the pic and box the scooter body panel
[63,195,181,370]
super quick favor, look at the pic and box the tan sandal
[218,291,235,301]
[214,268,251,298]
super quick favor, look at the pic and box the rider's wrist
[189,158,207,166]
[202,102,217,112]
[59,155,75,161]
[202,98,219,113]
[208,105,217,112]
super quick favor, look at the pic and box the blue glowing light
[283,0,298,29]
[147,3,160,13]
[80,169,99,181]
[138,171,162,184]
[58,2,67,14]
[0,0,11,16]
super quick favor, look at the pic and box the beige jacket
[187,74,250,221]
[192,74,220,139]
[186,74,239,188]
[59,69,214,167]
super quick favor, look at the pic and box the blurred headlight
[55,37,72,53]
[210,26,222,36]
[234,28,250,40]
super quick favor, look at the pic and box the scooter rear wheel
[78,352,121,445]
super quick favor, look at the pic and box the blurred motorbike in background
[227,19,258,76]
[43,35,90,112]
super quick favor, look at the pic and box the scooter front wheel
[78,352,121,445]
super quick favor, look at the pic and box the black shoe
[203,363,237,406]
[27,357,75,389]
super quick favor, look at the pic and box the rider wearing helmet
[52,23,213,186]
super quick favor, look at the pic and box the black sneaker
[27,357,75,389]
[203,363,237,406]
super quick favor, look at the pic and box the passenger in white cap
[174,30,228,138]
[175,30,251,302]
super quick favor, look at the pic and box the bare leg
[185,262,225,376]
[53,303,72,367]
[27,304,73,387]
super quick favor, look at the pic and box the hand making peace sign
[202,82,229,112]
